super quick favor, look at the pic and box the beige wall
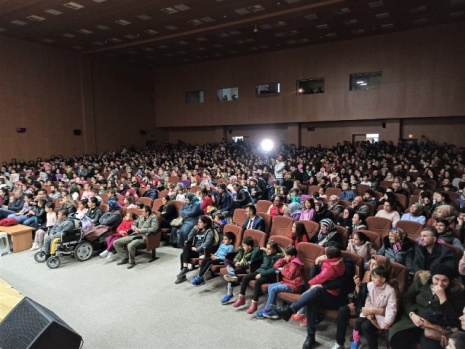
[0,35,160,163]
[154,22,465,128]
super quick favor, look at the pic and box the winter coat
[378,236,415,272]
[131,213,159,237]
[274,256,304,293]
[187,227,214,255]
[438,230,464,251]
[255,252,281,277]
[412,242,457,273]
[233,246,263,268]
[116,219,134,234]
[388,273,465,341]
[362,281,397,328]
[347,240,377,262]
[99,210,123,230]
[309,257,346,296]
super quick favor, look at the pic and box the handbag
[422,320,449,348]
[170,216,184,227]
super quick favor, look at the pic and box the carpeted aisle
[0,246,341,349]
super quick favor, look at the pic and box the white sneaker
[106,252,114,261]
[331,343,345,349]
[100,250,109,258]
[29,242,39,251]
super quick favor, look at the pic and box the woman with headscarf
[314,199,334,223]
[400,203,427,225]
[86,200,123,242]
[171,193,203,247]
[310,218,343,249]
[288,202,302,221]
[389,265,465,349]
[377,227,415,272]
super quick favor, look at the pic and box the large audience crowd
[2,139,465,349]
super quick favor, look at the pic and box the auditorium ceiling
[0,0,464,67]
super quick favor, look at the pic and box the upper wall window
[185,90,204,104]
[350,72,382,91]
[256,82,280,96]
[297,78,324,95]
[217,87,239,101]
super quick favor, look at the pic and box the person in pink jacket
[351,265,397,349]
[255,246,305,319]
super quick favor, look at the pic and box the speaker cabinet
[0,297,82,349]
[73,129,82,136]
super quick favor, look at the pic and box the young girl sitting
[351,266,397,349]
[230,240,281,314]
[221,236,262,304]
[30,202,56,251]
[100,212,137,261]
[347,231,377,269]
[191,232,235,286]
[287,221,310,248]
[447,332,465,349]
[256,246,304,319]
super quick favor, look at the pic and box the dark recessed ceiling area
[0,0,464,67]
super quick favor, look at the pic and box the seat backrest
[99,203,108,213]
[338,200,351,208]
[396,220,423,241]
[138,197,153,207]
[151,198,163,213]
[341,250,364,280]
[379,181,393,190]
[364,202,376,217]
[356,184,370,195]
[172,200,184,214]
[270,216,294,237]
[232,208,247,228]
[444,243,463,262]
[272,236,293,249]
[390,261,408,295]
[335,225,350,249]
[257,212,272,235]
[100,193,109,203]
[222,224,243,251]
[307,185,320,195]
[138,187,148,197]
[354,229,382,251]
[366,216,392,237]
[325,187,341,197]
[168,176,179,184]
[297,243,325,283]
[243,229,267,248]
[394,193,407,211]
[300,220,319,239]
[127,207,143,216]
[256,200,272,213]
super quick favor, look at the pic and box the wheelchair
[33,219,110,269]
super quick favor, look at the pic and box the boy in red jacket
[256,246,305,319]
[308,245,346,296]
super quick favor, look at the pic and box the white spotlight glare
[261,139,274,152]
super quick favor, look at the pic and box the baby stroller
[34,216,108,269]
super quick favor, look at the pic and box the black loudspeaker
[73,129,82,136]
[140,130,146,135]
[382,122,386,128]
[0,297,82,349]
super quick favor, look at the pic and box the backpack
[212,222,223,247]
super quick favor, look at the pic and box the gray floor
[0,245,345,349]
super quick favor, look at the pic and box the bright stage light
[261,139,274,152]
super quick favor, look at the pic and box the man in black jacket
[0,189,24,218]
[413,226,457,273]
[232,183,252,208]
[241,204,265,232]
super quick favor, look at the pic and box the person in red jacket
[100,212,137,261]
[308,246,346,296]
[255,246,304,319]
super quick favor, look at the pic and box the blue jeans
[0,208,15,218]
[265,282,293,310]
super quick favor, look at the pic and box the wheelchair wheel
[46,256,60,269]
[75,241,93,262]
[34,251,46,263]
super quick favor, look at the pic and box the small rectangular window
[350,72,381,91]
[185,90,204,104]
[217,87,239,101]
[297,78,324,94]
[256,82,280,96]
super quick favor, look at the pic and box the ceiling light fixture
[253,25,258,33]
